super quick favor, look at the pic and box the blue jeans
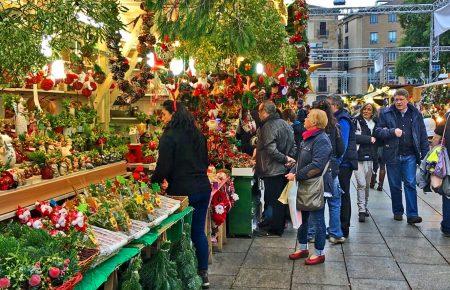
[386,155,419,218]
[298,207,326,256]
[308,177,343,239]
[442,196,450,234]
[189,191,211,271]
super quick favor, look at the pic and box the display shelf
[0,161,127,220]
[1,87,80,96]
[76,206,194,290]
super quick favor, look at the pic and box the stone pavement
[209,178,450,290]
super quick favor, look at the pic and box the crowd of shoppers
[243,88,450,267]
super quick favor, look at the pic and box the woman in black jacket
[151,100,211,288]
[354,103,378,222]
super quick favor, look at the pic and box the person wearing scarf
[286,109,332,265]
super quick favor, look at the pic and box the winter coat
[375,103,429,165]
[326,125,344,179]
[151,127,210,196]
[292,120,305,148]
[292,130,333,193]
[255,114,297,177]
[335,109,358,170]
[355,115,378,162]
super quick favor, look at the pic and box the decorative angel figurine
[0,134,16,167]
[15,97,28,136]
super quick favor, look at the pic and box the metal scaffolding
[308,0,449,82]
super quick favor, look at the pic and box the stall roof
[418,78,450,88]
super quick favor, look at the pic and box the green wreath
[238,59,255,76]
[241,91,257,110]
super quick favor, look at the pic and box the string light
[170,58,184,76]
[256,63,264,75]
[51,60,66,80]
[146,52,155,68]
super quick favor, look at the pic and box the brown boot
[377,169,386,191]
[370,173,377,189]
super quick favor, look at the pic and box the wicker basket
[78,248,100,273]
[51,272,83,290]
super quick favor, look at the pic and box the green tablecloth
[75,247,140,290]
[75,206,193,290]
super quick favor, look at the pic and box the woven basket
[51,272,83,290]
[78,248,100,273]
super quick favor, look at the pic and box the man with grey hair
[255,100,297,236]
[375,88,428,224]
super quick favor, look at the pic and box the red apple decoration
[81,88,92,97]
[148,141,157,151]
[28,274,41,287]
[72,81,83,90]
[48,267,61,279]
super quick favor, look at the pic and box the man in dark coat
[255,101,297,236]
[375,89,429,224]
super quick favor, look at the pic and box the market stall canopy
[418,78,450,88]
[363,86,390,101]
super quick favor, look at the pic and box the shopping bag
[278,182,291,205]
[286,181,300,229]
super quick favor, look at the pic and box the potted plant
[27,151,53,179]
[2,93,19,118]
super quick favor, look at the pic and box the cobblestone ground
[209,178,450,290]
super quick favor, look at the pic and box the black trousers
[263,174,288,235]
[339,167,353,237]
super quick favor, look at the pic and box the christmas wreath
[241,91,257,110]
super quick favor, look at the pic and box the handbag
[296,162,329,211]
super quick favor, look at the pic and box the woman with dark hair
[354,102,378,222]
[308,100,346,244]
[151,100,211,289]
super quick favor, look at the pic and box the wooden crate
[167,195,189,213]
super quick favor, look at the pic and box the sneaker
[407,216,423,224]
[359,212,365,223]
[329,236,346,244]
[365,210,370,217]
[394,215,403,221]
[376,185,383,191]
[443,232,450,238]
[198,270,209,289]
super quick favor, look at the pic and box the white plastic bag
[279,180,301,229]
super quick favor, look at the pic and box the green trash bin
[228,168,254,236]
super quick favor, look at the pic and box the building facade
[307,0,404,96]
[307,12,341,95]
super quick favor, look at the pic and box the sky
[305,0,377,7]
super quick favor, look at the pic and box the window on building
[370,32,378,44]
[319,22,327,36]
[388,13,397,22]
[388,52,397,62]
[368,67,380,85]
[345,22,349,33]
[370,14,378,24]
[318,77,327,92]
[344,36,349,49]
[389,31,397,43]
[388,67,397,83]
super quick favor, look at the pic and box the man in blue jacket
[375,89,429,224]
[327,96,358,238]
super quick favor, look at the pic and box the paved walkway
[209,178,450,290]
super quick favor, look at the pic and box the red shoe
[289,250,309,260]
[305,255,325,265]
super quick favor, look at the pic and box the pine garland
[140,242,182,290]
[170,224,202,290]
[120,256,143,290]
